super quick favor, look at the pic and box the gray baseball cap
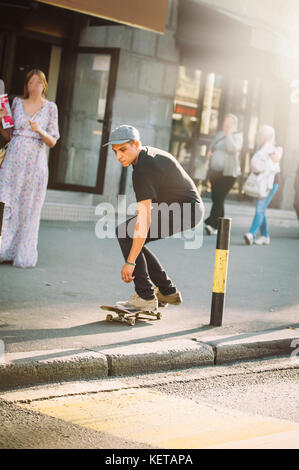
[103,125,140,146]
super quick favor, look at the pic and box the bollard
[0,202,4,249]
[210,217,231,327]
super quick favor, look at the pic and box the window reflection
[200,73,222,136]
[170,66,201,168]
[170,67,223,172]
[170,66,262,198]
[57,53,111,188]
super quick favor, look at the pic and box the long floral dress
[0,97,59,267]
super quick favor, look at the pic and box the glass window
[170,66,202,168]
[225,77,250,132]
[170,66,262,199]
[200,73,222,136]
[57,53,111,188]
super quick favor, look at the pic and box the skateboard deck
[101,305,162,326]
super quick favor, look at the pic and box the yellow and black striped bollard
[210,217,231,327]
[0,202,4,249]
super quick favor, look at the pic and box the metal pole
[210,217,231,327]
[0,202,4,249]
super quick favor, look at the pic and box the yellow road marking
[21,389,299,449]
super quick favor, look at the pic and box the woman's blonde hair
[260,125,275,145]
[224,113,239,131]
[23,69,48,99]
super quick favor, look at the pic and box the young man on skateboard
[103,125,204,311]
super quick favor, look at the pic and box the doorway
[49,47,119,194]
[9,36,51,97]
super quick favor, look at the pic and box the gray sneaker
[117,293,158,311]
[243,232,254,245]
[156,290,182,307]
[205,224,218,236]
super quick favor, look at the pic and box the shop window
[49,48,119,194]
[170,66,223,177]
[170,66,262,199]
[56,53,111,188]
[225,77,249,133]
[200,73,222,136]
[170,66,201,169]
[223,77,262,197]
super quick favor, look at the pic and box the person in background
[204,114,243,235]
[244,125,282,246]
[0,69,59,267]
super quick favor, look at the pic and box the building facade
[173,0,299,211]
[1,0,299,218]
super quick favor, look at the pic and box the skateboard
[101,305,162,326]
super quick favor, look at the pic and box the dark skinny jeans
[116,202,202,300]
[205,169,236,229]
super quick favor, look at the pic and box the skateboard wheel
[157,312,162,320]
[106,314,113,322]
[128,318,135,326]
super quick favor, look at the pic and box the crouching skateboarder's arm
[121,198,152,284]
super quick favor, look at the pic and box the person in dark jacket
[204,114,243,235]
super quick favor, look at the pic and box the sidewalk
[0,200,298,390]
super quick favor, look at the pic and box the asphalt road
[0,357,298,449]
[153,365,299,423]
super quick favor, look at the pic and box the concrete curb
[0,329,298,391]
[0,349,108,390]
[195,329,299,364]
[104,340,214,376]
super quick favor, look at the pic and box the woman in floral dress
[0,69,59,267]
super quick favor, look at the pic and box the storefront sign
[174,104,197,117]
[36,0,168,33]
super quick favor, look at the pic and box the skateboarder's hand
[121,264,135,283]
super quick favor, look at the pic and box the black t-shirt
[132,146,201,204]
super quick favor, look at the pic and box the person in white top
[244,125,282,246]
[204,114,243,235]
